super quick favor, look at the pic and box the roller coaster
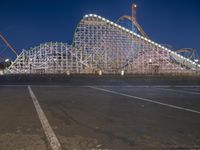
[1,2,200,75]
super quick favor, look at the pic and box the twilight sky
[0,0,200,60]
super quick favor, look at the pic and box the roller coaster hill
[1,2,200,76]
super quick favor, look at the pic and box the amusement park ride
[0,1,199,75]
[117,1,199,63]
[0,34,17,73]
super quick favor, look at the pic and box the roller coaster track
[0,33,18,56]
[175,48,197,60]
[117,15,149,39]
[116,16,199,63]
[6,14,200,75]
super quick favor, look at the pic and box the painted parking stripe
[28,86,62,150]
[88,86,200,115]
[158,87,200,95]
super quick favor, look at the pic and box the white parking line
[28,86,62,150]
[88,86,200,115]
[158,87,200,95]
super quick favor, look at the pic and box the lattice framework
[7,14,200,75]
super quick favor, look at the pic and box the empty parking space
[0,83,200,150]
[30,85,200,150]
[0,86,47,150]
[94,86,200,112]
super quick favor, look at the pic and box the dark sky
[0,0,200,60]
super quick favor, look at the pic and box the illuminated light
[117,25,121,28]
[93,14,97,17]
[66,70,70,76]
[126,29,129,32]
[121,70,125,76]
[89,14,93,17]
[194,59,199,63]
[168,49,173,53]
[140,36,144,39]
[99,70,102,76]
[149,59,152,63]
[0,71,3,76]
[123,27,126,31]
[102,18,106,21]
[84,15,89,18]
[113,24,118,28]
[5,59,9,62]
[118,25,122,29]
[144,37,148,41]
[129,31,133,34]
[134,4,137,8]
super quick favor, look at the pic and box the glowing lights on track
[84,14,198,67]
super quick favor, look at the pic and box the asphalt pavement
[0,76,200,150]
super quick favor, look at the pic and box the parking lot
[0,76,200,150]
